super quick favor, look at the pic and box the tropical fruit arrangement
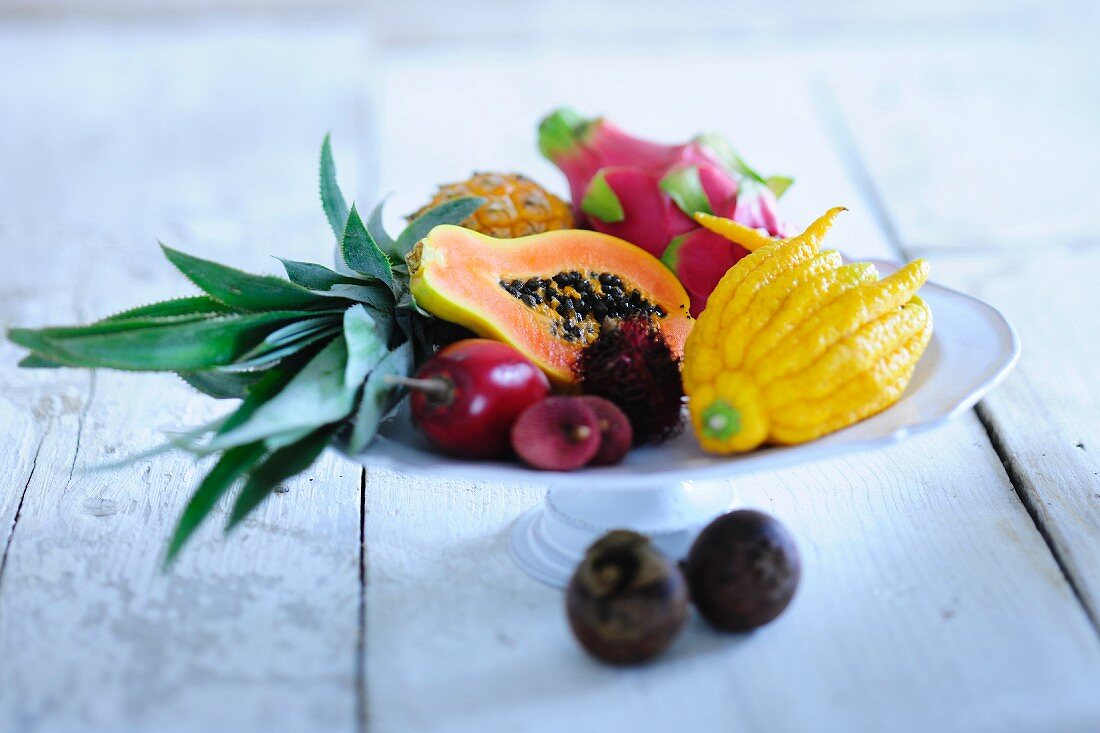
[7,109,933,572]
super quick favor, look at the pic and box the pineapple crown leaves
[7,135,481,567]
[341,205,395,290]
[319,133,350,242]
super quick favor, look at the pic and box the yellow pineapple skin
[412,172,574,238]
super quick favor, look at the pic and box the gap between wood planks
[356,467,369,733]
[0,366,95,619]
[811,80,1100,636]
[975,402,1100,631]
[66,371,96,486]
[0,429,48,605]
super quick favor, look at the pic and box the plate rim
[349,267,1021,487]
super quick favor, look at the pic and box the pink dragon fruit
[661,229,751,316]
[538,108,794,315]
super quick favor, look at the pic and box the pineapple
[410,172,574,238]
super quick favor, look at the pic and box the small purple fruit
[684,510,801,632]
[578,396,633,466]
[567,530,689,665]
[511,397,601,470]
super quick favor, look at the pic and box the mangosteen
[566,530,689,665]
[684,510,800,632]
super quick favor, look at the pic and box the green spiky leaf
[320,133,349,242]
[341,205,394,288]
[368,198,398,259]
[102,296,236,322]
[8,311,322,371]
[161,244,340,312]
[178,370,268,399]
[18,354,65,368]
[226,428,332,532]
[5,134,459,565]
[208,337,357,450]
[219,366,303,434]
[224,319,342,372]
[343,305,389,388]
[279,258,396,312]
[237,318,333,353]
[262,426,318,451]
[394,197,485,259]
[328,283,395,312]
[278,259,364,290]
[390,262,409,280]
[348,342,411,453]
[260,316,342,345]
[92,416,228,471]
[163,442,267,566]
[12,314,213,350]
[219,328,339,372]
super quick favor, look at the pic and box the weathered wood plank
[365,419,1100,733]
[363,48,1100,732]
[816,38,1100,252]
[0,25,369,732]
[821,37,1100,626]
[365,2,1074,48]
[0,218,89,589]
[902,248,1100,626]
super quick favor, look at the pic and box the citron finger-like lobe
[764,294,931,406]
[686,208,847,391]
[756,258,930,385]
[695,207,844,350]
[717,240,819,332]
[721,251,843,372]
[682,207,933,455]
[742,261,878,373]
[768,310,933,444]
[692,211,778,252]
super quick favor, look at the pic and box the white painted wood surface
[0,19,1098,733]
[820,38,1100,625]
[0,26,368,733]
[363,48,1100,733]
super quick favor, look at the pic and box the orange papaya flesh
[408,225,693,386]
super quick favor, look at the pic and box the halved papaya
[408,225,693,385]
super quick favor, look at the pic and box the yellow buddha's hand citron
[683,208,933,454]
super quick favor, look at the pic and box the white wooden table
[1,18,1098,733]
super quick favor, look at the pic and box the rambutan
[574,317,684,444]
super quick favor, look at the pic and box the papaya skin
[408,225,693,386]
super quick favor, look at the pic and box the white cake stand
[355,263,1020,588]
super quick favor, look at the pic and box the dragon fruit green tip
[537,107,794,315]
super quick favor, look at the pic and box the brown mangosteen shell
[566,530,690,665]
[683,509,801,632]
